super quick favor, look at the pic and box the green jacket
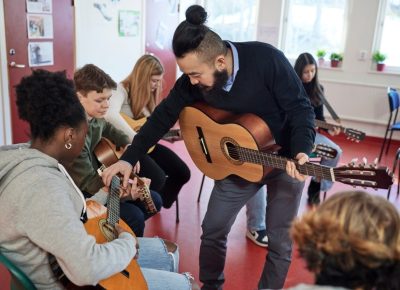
[68,117,130,194]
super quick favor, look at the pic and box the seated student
[105,54,190,208]
[294,53,343,205]
[68,64,162,237]
[0,70,196,289]
[288,191,400,290]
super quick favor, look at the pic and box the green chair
[0,251,36,290]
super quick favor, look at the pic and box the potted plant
[372,51,386,71]
[330,52,343,68]
[316,49,327,65]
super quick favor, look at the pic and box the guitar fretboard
[107,176,121,227]
[315,119,343,131]
[231,146,335,181]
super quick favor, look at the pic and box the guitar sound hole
[221,137,243,165]
[226,142,238,160]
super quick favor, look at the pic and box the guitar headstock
[343,128,366,142]
[334,160,393,189]
[312,143,338,159]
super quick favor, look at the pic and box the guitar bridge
[196,126,212,163]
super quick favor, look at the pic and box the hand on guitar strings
[115,223,140,259]
[102,160,138,188]
[286,152,309,182]
[120,177,151,201]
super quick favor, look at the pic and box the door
[4,0,74,143]
[145,0,180,99]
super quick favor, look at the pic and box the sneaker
[246,229,268,247]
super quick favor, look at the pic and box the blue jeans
[314,132,343,191]
[246,186,266,231]
[138,237,192,289]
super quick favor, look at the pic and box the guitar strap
[320,94,341,123]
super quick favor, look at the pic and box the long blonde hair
[121,54,164,118]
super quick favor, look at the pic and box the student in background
[68,64,162,237]
[294,52,342,205]
[289,190,400,290]
[105,54,191,209]
[0,69,197,290]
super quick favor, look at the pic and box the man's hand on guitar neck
[102,160,139,188]
[286,153,309,182]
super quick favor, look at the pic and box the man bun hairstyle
[172,5,227,63]
[16,69,86,141]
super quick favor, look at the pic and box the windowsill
[367,69,400,76]
[319,65,343,71]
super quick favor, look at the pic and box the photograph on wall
[118,10,140,37]
[28,42,54,67]
[26,0,52,14]
[27,14,53,39]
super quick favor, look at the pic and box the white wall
[74,0,144,82]
[258,0,400,140]
[0,0,12,145]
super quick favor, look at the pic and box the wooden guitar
[315,119,366,142]
[120,113,181,153]
[94,137,158,215]
[50,178,148,290]
[179,102,393,190]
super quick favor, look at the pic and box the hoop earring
[65,143,72,150]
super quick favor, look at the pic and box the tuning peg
[373,158,379,168]
[361,157,367,167]
[348,158,358,167]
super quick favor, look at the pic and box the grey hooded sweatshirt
[0,144,135,289]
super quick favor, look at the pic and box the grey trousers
[199,169,304,290]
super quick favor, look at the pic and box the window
[204,0,258,41]
[281,0,349,61]
[374,0,400,69]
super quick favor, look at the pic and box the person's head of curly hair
[291,190,400,290]
[16,69,86,141]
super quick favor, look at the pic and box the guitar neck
[235,146,334,181]
[315,119,344,132]
[107,176,121,229]
[163,129,180,138]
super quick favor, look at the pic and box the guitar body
[179,102,278,182]
[60,200,147,290]
[84,201,148,290]
[120,114,156,153]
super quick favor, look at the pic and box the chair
[378,87,400,162]
[387,147,400,200]
[0,251,36,290]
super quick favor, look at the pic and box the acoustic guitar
[120,113,181,153]
[50,177,148,290]
[178,102,393,190]
[315,119,366,142]
[94,137,157,215]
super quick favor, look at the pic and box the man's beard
[198,69,229,98]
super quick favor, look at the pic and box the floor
[0,133,398,290]
[144,133,400,290]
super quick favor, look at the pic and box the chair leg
[390,148,400,200]
[197,174,206,203]
[385,130,395,154]
[378,129,389,162]
[175,197,179,223]
[323,191,327,201]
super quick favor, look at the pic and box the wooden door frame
[0,0,12,145]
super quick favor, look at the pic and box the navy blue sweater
[121,41,315,165]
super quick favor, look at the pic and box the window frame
[280,0,350,64]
